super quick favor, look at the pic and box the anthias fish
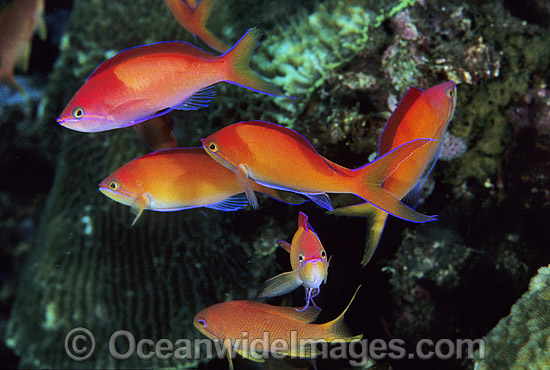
[194,287,362,369]
[164,0,229,53]
[57,28,285,133]
[0,0,46,94]
[329,81,457,265]
[260,212,330,311]
[201,120,436,223]
[132,113,179,151]
[99,147,303,225]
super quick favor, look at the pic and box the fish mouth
[98,184,137,205]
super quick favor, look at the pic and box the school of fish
[4,0,459,367]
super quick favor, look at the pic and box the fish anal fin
[258,271,301,298]
[236,348,265,363]
[205,194,248,211]
[174,86,215,110]
[303,193,333,211]
[236,164,258,209]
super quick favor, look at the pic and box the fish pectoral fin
[303,193,333,211]
[205,194,248,211]
[174,86,216,111]
[111,99,156,126]
[276,240,292,253]
[236,164,258,209]
[130,194,150,226]
[258,271,301,298]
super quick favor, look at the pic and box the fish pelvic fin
[258,270,301,298]
[352,138,437,223]
[236,164,258,209]
[130,194,150,226]
[320,286,363,342]
[222,27,288,98]
[327,203,389,266]
[190,0,229,53]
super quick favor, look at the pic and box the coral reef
[5,129,286,368]
[474,264,550,370]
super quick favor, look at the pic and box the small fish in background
[260,212,330,312]
[133,113,178,151]
[201,120,437,224]
[0,0,46,95]
[328,81,457,266]
[57,27,287,133]
[194,287,362,369]
[99,147,304,225]
[164,0,230,53]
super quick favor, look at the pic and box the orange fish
[0,0,46,94]
[133,113,179,151]
[201,120,436,223]
[164,0,229,53]
[259,212,330,311]
[194,287,362,369]
[99,147,304,225]
[57,27,285,133]
[329,81,457,265]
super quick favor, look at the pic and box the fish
[259,212,330,312]
[164,0,229,53]
[193,286,362,369]
[57,27,286,133]
[133,113,179,151]
[328,81,457,265]
[201,120,437,223]
[0,0,46,94]
[99,147,304,225]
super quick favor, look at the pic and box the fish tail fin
[190,0,229,53]
[321,286,363,342]
[222,27,288,97]
[352,138,437,223]
[328,203,388,266]
[0,71,26,96]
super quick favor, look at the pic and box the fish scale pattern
[5,130,282,368]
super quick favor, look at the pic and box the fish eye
[298,253,304,262]
[321,251,326,258]
[208,142,218,153]
[108,180,119,191]
[72,106,85,120]
[197,319,207,328]
[447,89,455,98]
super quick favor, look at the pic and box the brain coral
[474,264,550,370]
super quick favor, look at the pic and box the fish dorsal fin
[298,212,309,232]
[85,41,216,82]
[379,87,424,155]
[205,194,248,211]
[273,305,321,323]
[174,85,216,110]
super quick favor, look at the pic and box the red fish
[201,120,436,223]
[194,287,362,369]
[260,212,330,311]
[99,147,304,225]
[329,81,457,265]
[57,28,285,133]
[0,0,46,94]
[133,113,179,151]
[164,0,229,53]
